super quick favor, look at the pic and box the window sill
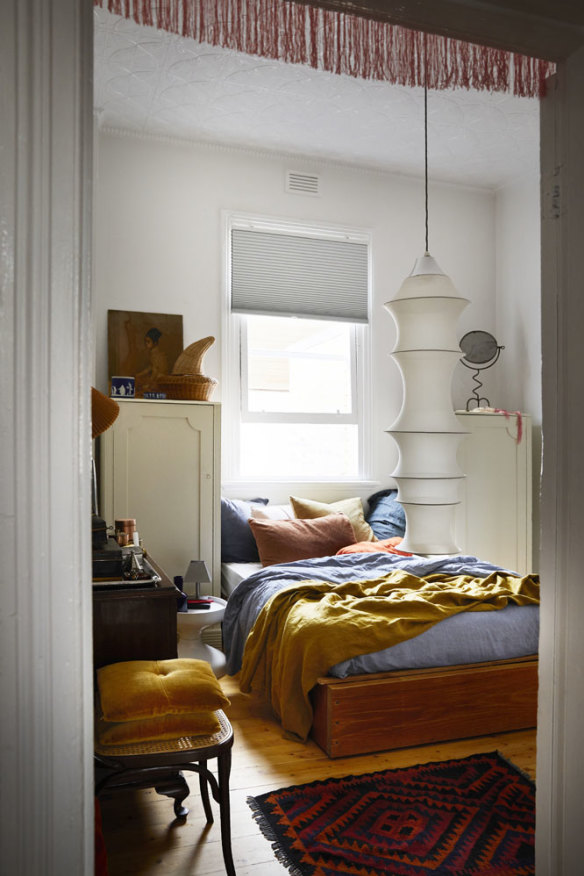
[221,478,383,504]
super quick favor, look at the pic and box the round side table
[176,597,227,677]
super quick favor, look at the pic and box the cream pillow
[290,496,377,543]
[250,503,294,521]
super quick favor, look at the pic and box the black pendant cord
[424,82,429,254]
[423,29,429,256]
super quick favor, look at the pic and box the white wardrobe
[455,411,533,574]
[99,399,221,595]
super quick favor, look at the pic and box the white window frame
[222,211,373,487]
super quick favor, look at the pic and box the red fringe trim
[96,0,555,98]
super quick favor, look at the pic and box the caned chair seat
[95,708,235,876]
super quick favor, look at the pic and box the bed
[220,494,539,758]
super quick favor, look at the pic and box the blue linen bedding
[222,552,539,677]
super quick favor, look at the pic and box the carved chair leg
[154,772,190,819]
[217,749,236,876]
[198,766,214,824]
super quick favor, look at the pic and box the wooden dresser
[92,558,179,669]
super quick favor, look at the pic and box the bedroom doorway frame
[2,2,583,874]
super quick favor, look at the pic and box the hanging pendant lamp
[384,61,469,556]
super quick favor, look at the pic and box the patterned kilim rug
[247,751,535,875]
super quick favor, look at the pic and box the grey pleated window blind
[231,228,369,323]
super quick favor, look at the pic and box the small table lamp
[183,560,211,599]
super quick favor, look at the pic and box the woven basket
[156,374,218,401]
[172,337,215,375]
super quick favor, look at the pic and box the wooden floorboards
[98,674,537,875]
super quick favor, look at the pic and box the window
[223,215,371,482]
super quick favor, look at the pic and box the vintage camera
[92,515,123,580]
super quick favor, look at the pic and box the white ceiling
[93,7,540,189]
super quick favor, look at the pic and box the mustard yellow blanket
[238,569,540,741]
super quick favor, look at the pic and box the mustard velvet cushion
[96,710,221,745]
[290,495,377,543]
[97,658,230,723]
[248,514,357,567]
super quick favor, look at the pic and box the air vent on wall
[286,171,320,196]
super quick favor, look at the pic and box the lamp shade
[389,431,465,479]
[385,296,469,352]
[399,503,460,555]
[385,250,468,555]
[394,476,462,505]
[390,350,463,433]
[393,254,462,300]
[91,387,119,439]
[183,560,211,596]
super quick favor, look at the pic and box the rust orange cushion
[336,536,411,556]
[97,658,230,722]
[249,513,356,567]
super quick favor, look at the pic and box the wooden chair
[95,708,235,876]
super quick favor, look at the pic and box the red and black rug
[247,751,535,875]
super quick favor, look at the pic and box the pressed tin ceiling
[94,6,540,189]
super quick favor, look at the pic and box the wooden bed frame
[310,655,538,758]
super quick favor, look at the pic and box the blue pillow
[220,497,268,563]
[365,489,406,539]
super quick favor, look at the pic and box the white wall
[495,174,542,566]
[94,129,499,494]
[495,175,542,421]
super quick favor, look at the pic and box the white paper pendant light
[384,79,469,555]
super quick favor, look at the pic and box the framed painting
[107,310,183,398]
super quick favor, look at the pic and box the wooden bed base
[310,655,538,758]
